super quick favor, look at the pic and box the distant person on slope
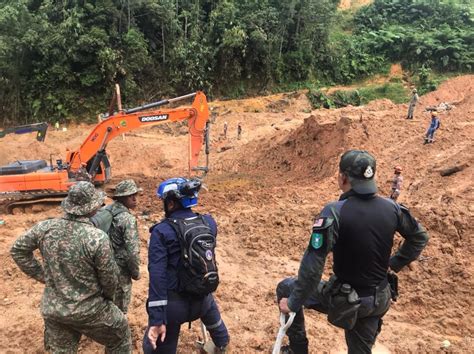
[237,123,242,140]
[390,166,403,201]
[276,150,429,354]
[424,111,440,144]
[406,89,419,119]
[223,121,228,138]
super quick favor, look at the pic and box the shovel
[196,322,216,353]
[272,312,296,354]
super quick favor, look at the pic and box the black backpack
[165,215,219,296]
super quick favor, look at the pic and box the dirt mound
[338,0,373,10]
[224,115,351,180]
[422,74,474,107]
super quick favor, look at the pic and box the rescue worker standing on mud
[390,166,403,201]
[143,177,229,353]
[424,110,441,144]
[276,150,429,354]
[10,181,132,353]
[107,179,142,313]
[406,88,419,119]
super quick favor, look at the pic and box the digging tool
[196,322,216,353]
[272,312,296,354]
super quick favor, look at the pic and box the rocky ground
[0,75,473,353]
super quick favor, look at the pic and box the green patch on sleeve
[311,232,323,249]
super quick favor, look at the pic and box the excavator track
[0,191,67,214]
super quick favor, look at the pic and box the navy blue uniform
[144,209,229,353]
[277,190,429,353]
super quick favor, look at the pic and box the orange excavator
[0,87,210,213]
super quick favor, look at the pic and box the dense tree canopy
[0,0,472,124]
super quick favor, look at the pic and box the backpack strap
[105,204,127,218]
[163,218,189,272]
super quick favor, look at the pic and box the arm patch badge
[310,217,326,250]
[311,232,324,249]
[313,218,324,227]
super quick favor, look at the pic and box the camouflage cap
[339,150,378,194]
[112,179,142,197]
[62,181,105,216]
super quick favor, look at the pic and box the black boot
[288,338,309,354]
[280,345,294,354]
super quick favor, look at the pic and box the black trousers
[276,277,391,354]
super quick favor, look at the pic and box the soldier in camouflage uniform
[406,88,419,120]
[107,179,142,314]
[10,181,132,353]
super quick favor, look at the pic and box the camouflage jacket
[10,214,119,321]
[108,201,141,280]
[409,93,419,106]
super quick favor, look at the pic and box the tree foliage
[0,0,472,124]
[354,0,473,72]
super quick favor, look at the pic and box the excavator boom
[68,91,209,179]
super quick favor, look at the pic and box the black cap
[339,150,377,194]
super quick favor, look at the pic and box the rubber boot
[215,345,229,353]
[288,338,309,354]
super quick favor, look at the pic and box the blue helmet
[156,177,201,208]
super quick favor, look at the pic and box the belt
[353,278,389,297]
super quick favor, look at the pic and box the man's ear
[340,172,350,186]
[166,199,177,211]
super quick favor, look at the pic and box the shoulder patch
[311,232,324,249]
[313,218,325,227]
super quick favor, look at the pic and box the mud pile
[225,115,351,180]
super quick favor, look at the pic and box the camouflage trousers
[44,302,132,353]
[407,104,416,119]
[114,273,133,314]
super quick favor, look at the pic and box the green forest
[0,0,472,124]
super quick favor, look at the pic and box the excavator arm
[66,91,209,182]
[0,122,48,142]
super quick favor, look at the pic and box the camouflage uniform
[407,91,419,119]
[108,179,142,314]
[10,182,132,353]
[75,164,91,181]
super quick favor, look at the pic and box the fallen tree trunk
[439,164,468,177]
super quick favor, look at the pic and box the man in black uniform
[277,150,429,354]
